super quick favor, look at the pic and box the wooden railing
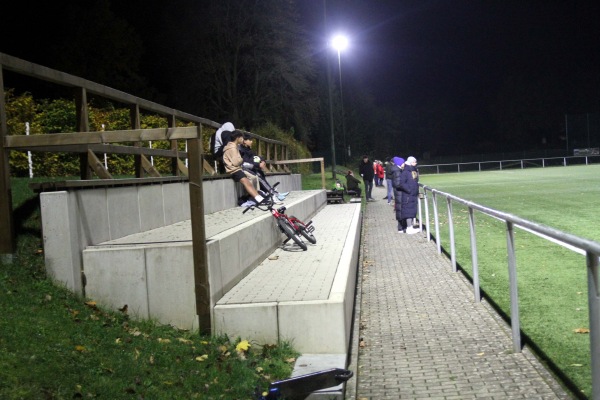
[0,52,290,252]
[0,52,293,333]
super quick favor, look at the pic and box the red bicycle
[243,193,316,251]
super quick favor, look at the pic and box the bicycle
[243,186,316,251]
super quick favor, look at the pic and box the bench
[326,186,360,204]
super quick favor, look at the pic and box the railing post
[75,87,91,179]
[432,191,441,254]
[468,207,481,302]
[424,189,431,241]
[586,251,600,400]
[506,221,522,352]
[130,105,142,178]
[0,65,15,258]
[447,198,457,272]
[169,114,178,176]
[188,125,211,335]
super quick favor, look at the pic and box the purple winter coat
[398,164,419,219]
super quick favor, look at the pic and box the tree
[154,0,319,144]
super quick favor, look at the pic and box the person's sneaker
[406,227,420,235]
[277,194,287,201]
[278,191,289,197]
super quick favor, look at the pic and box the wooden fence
[0,52,291,333]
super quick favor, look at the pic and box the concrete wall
[41,174,301,295]
[81,190,326,331]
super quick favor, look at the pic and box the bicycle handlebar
[242,198,274,214]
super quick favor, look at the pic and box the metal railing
[417,184,600,399]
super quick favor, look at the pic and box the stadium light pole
[332,34,348,166]
[327,42,337,180]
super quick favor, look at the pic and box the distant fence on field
[419,154,600,175]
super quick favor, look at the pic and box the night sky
[305,0,600,111]
[2,0,599,155]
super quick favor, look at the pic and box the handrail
[418,183,600,399]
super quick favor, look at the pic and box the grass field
[420,164,600,398]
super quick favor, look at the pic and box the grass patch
[420,165,600,397]
[0,177,299,399]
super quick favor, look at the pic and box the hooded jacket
[213,122,235,156]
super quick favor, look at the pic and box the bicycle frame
[243,200,315,251]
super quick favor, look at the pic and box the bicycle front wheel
[278,218,307,251]
[290,217,317,244]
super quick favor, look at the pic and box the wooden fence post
[0,65,15,257]
[187,125,211,334]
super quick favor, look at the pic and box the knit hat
[406,156,417,164]
[392,157,405,166]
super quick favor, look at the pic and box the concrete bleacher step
[214,202,361,399]
[81,190,327,330]
[214,202,362,352]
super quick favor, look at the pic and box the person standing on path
[359,155,375,201]
[390,157,406,232]
[384,158,394,204]
[398,156,420,234]
[375,160,385,187]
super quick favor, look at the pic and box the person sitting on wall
[345,170,362,198]
[238,133,288,202]
[222,131,269,206]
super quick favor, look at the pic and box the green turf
[420,164,600,398]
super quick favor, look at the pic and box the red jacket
[376,163,385,179]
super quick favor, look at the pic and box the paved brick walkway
[346,185,573,399]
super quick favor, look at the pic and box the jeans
[364,178,374,199]
[386,178,393,202]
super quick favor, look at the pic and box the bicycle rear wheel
[277,218,307,251]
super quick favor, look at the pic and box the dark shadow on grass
[13,195,42,237]
[430,235,588,400]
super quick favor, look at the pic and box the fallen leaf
[286,357,296,363]
[195,354,209,362]
[75,345,86,352]
[158,338,171,343]
[268,255,279,260]
[236,340,251,352]
[573,328,590,334]
[177,338,193,345]
[570,364,583,367]
[118,305,128,313]
[477,352,485,356]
